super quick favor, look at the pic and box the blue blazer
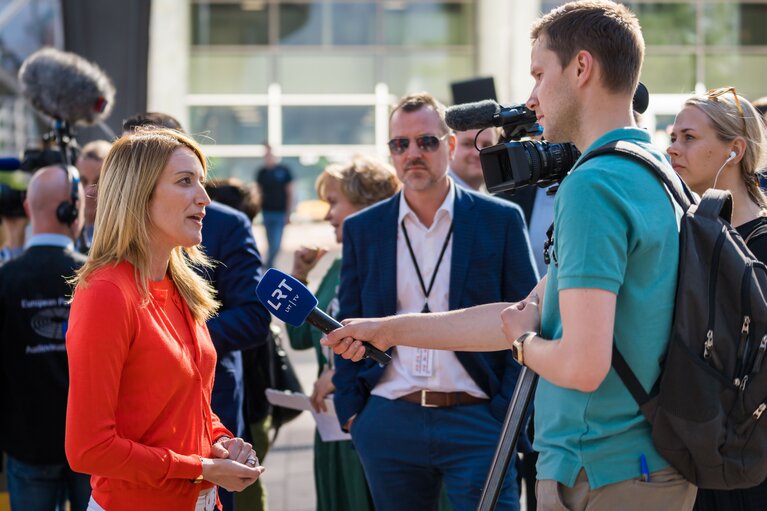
[200,201,271,437]
[333,186,539,428]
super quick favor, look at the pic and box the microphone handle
[306,308,391,366]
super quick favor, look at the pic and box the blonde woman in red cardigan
[65,129,264,511]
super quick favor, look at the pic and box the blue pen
[640,454,651,482]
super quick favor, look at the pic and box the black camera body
[478,104,580,194]
[0,146,69,217]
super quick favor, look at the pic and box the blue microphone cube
[256,269,318,326]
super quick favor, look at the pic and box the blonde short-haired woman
[65,129,264,511]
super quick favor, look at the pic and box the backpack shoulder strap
[572,140,693,411]
[611,344,651,406]
[745,221,767,246]
[574,140,696,211]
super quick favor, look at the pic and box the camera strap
[401,218,454,313]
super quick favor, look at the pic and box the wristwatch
[512,331,537,366]
[191,456,204,484]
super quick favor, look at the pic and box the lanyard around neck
[401,217,454,313]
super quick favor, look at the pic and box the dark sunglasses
[388,134,448,155]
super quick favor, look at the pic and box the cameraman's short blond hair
[532,0,644,95]
[316,155,400,208]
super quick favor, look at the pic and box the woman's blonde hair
[316,155,400,207]
[71,129,219,322]
[685,91,767,210]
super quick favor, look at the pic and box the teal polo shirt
[534,127,681,489]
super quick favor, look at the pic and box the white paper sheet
[265,388,351,442]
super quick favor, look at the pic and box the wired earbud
[713,151,738,189]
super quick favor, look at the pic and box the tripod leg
[477,367,539,511]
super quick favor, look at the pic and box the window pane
[704,3,767,46]
[640,53,696,94]
[331,3,376,45]
[206,156,324,204]
[704,54,767,100]
[279,3,323,45]
[384,2,472,46]
[279,54,376,93]
[192,3,269,45]
[635,3,696,46]
[384,52,474,102]
[282,106,375,145]
[206,157,260,183]
[0,0,62,71]
[189,106,267,145]
[740,4,767,46]
[189,52,270,93]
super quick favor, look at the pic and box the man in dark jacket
[0,165,90,510]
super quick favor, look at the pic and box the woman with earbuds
[668,87,767,265]
[668,89,767,510]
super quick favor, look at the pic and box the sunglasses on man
[388,134,449,155]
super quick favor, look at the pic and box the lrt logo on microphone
[266,278,301,313]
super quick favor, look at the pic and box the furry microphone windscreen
[18,47,116,125]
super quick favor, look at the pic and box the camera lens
[479,140,580,194]
[526,141,581,187]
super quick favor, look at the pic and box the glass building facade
[543,0,767,98]
[186,0,478,201]
[183,0,767,200]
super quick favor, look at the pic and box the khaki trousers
[536,466,697,511]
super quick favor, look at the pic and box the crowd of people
[1,1,767,510]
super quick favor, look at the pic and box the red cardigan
[66,261,231,511]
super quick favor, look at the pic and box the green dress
[286,258,375,511]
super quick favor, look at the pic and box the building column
[147,0,189,129]
[476,0,540,105]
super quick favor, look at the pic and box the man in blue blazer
[333,93,538,511]
[200,201,271,510]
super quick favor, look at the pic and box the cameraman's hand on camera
[322,317,393,362]
[501,291,541,344]
[291,245,328,283]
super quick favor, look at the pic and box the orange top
[65,261,231,511]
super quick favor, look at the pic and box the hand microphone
[256,268,391,366]
[18,47,115,125]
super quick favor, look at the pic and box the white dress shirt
[372,182,488,400]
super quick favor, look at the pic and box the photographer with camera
[0,165,90,511]
[324,2,697,510]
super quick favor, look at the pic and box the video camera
[444,83,649,194]
[0,144,73,217]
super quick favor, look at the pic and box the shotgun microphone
[18,47,115,125]
[256,268,391,366]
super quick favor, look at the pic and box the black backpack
[242,324,305,444]
[576,140,767,490]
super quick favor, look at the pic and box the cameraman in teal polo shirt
[322,1,698,510]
